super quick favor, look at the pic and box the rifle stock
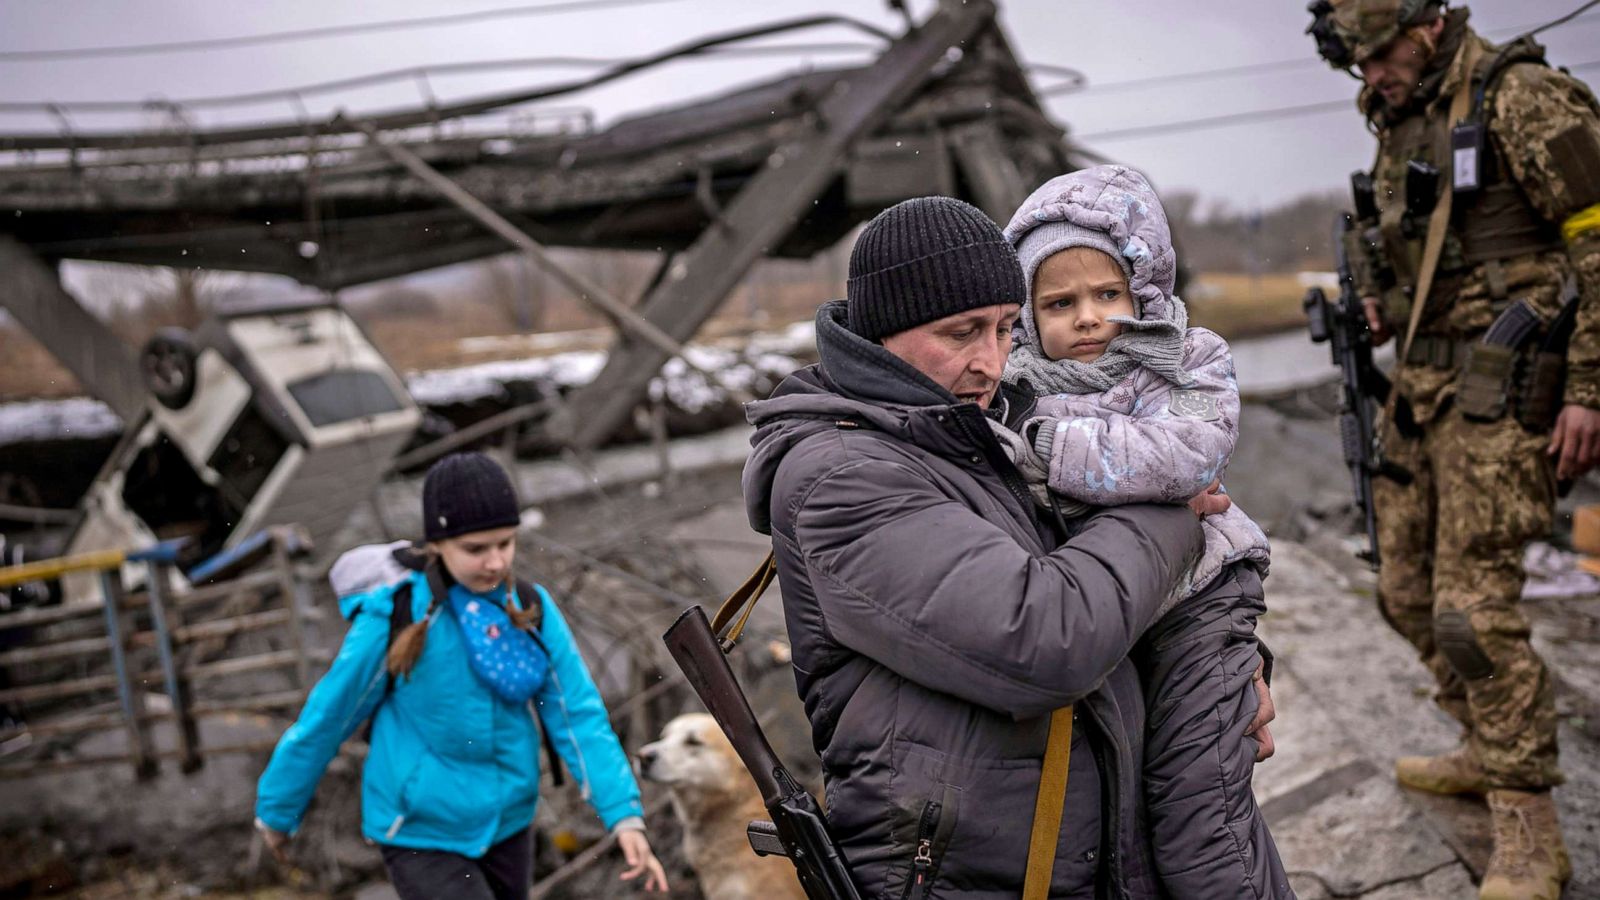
[663,606,864,900]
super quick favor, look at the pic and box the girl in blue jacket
[255,452,667,899]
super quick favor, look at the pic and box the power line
[0,43,883,114]
[1041,9,1600,98]
[1076,59,1600,143]
[0,14,895,152]
[0,0,693,63]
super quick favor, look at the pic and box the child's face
[1032,247,1135,363]
[433,525,518,594]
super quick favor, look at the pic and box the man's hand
[1187,480,1231,518]
[1548,404,1600,480]
[1362,296,1393,347]
[1245,658,1276,763]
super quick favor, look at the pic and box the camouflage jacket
[1357,14,1600,422]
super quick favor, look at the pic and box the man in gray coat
[742,197,1261,899]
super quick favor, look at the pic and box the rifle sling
[1022,706,1074,900]
[712,550,777,651]
[1398,38,1484,364]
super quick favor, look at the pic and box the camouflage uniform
[1342,5,1600,791]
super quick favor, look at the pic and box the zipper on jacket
[951,408,1038,520]
[899,800,942,900]
[541,667,594,801]
[1080,702,1125,899]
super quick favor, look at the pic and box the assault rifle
[1304,212,1412,569]
[663,605,863,900]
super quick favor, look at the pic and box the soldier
[1308,1,1600,896]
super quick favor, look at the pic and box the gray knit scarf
[1005,293,1192,395]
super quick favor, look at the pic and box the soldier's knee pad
[1435,610,1496,681]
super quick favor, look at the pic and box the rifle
[1304,211,1413,569]
[663,605,863,900]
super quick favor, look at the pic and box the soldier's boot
[1478,789,1571,900]
[1395,746,1488,796]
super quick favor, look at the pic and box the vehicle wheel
[141,328,199,409]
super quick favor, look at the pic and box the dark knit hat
[846,196,1028,341]
[422,452,521,542]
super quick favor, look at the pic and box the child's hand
[1246,658,1276,763]
[618,829,669,892]
[1186,480,1230,518]
[255,819,292,866]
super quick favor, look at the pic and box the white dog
[638,713,806,900]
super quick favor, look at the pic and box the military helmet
[1307,0,1444,69]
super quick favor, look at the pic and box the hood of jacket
[1004,164,1183,349]
[743,299,1016,535]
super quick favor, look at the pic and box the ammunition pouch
[1404,334,1471,370]
[1518,351,1567,431]
[1453,342,1567,430]
[1342,229,1382,299]
[1456,343,1519,422]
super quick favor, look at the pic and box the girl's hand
[256,819,292,866]
[617,829,669,892]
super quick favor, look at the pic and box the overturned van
[67,297,420,584]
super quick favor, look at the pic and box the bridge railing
[0,527,321,779]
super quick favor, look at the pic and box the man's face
[880,304,1021,409]
[1356,18,1444,108]
[1032,247,1135,363]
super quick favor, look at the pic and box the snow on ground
[0,398,122,447]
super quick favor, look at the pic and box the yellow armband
[1565,203,1600,243]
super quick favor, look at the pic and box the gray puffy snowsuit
[1003,165,1293,900]
[742,300,1205,899]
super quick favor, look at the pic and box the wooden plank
[176,569,281,606]
[0,605,289,666]
[172,608,291,643]
[182,650,300,681]
[188,690,306,717]
[0,633,111,666]
[0,672,120,705]
[0,690,307,743]
[0,601,106,632]
[0,739,281,779]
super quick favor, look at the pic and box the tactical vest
[1373,35,1566,317]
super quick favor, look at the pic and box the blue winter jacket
[255,572,644,857]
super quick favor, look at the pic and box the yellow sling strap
[1022,706,1074,900]
[1398,38,1485,363]
[711,549,777,652]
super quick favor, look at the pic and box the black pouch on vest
[1457,344,1517,422]
[1517,351,1566,432]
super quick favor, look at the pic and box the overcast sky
[1,0,1597,212]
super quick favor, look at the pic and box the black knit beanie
[846,196,1028,341]
[422,452,521,542]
